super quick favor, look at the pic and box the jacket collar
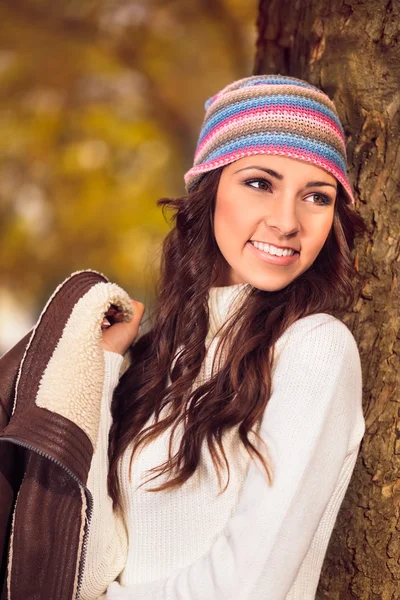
[2,269,134,482]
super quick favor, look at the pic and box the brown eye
[305,193,331,206]
[245,178,272,191]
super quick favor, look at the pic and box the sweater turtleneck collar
[206,281,253,340]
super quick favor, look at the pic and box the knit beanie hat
[184,74,355,205]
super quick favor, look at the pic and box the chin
[252,282,291,292]
[246,272,301,292]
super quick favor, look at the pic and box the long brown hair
[108,167,366,511]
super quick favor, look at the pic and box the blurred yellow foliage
[0,0,257,351]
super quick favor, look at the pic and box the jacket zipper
[0,437,93,600]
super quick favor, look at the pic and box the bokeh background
[0,0,258,354]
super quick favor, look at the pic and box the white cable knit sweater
[80,282,365,600]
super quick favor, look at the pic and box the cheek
[306,216,334,258]
[213,195,248,246]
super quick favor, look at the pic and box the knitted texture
[80,283,365,600]
[184,74,355,204]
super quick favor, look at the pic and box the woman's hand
[101,299,145,356]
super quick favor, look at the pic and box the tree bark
[254,1,400,598]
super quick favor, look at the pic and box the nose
[265,195,300,238]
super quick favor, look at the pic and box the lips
[246,241,300,266]
[249,241,300,257]
[249,240,300,253]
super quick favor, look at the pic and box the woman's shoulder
[274,312,360,366]
[270,313,365,453]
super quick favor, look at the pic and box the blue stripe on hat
[198,95,344,146]
[200,131,347,174]
[204,76,320,110]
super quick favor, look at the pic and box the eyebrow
[233,165,338,190]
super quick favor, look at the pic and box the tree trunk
[254,1,400,598]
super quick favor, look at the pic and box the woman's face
[212,154,337,290]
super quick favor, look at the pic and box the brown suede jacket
[0,270,133,600]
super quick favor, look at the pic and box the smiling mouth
[249,240,300,257]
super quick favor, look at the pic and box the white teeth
[251,241,295,257]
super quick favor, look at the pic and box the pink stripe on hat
[184,75,355,205]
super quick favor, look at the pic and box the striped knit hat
[184,74,355,204]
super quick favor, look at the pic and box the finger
[131,299,145,323]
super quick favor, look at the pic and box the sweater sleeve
[106,316,365,600]
[80,350,129,600]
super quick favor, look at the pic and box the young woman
[82,74,366,600]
